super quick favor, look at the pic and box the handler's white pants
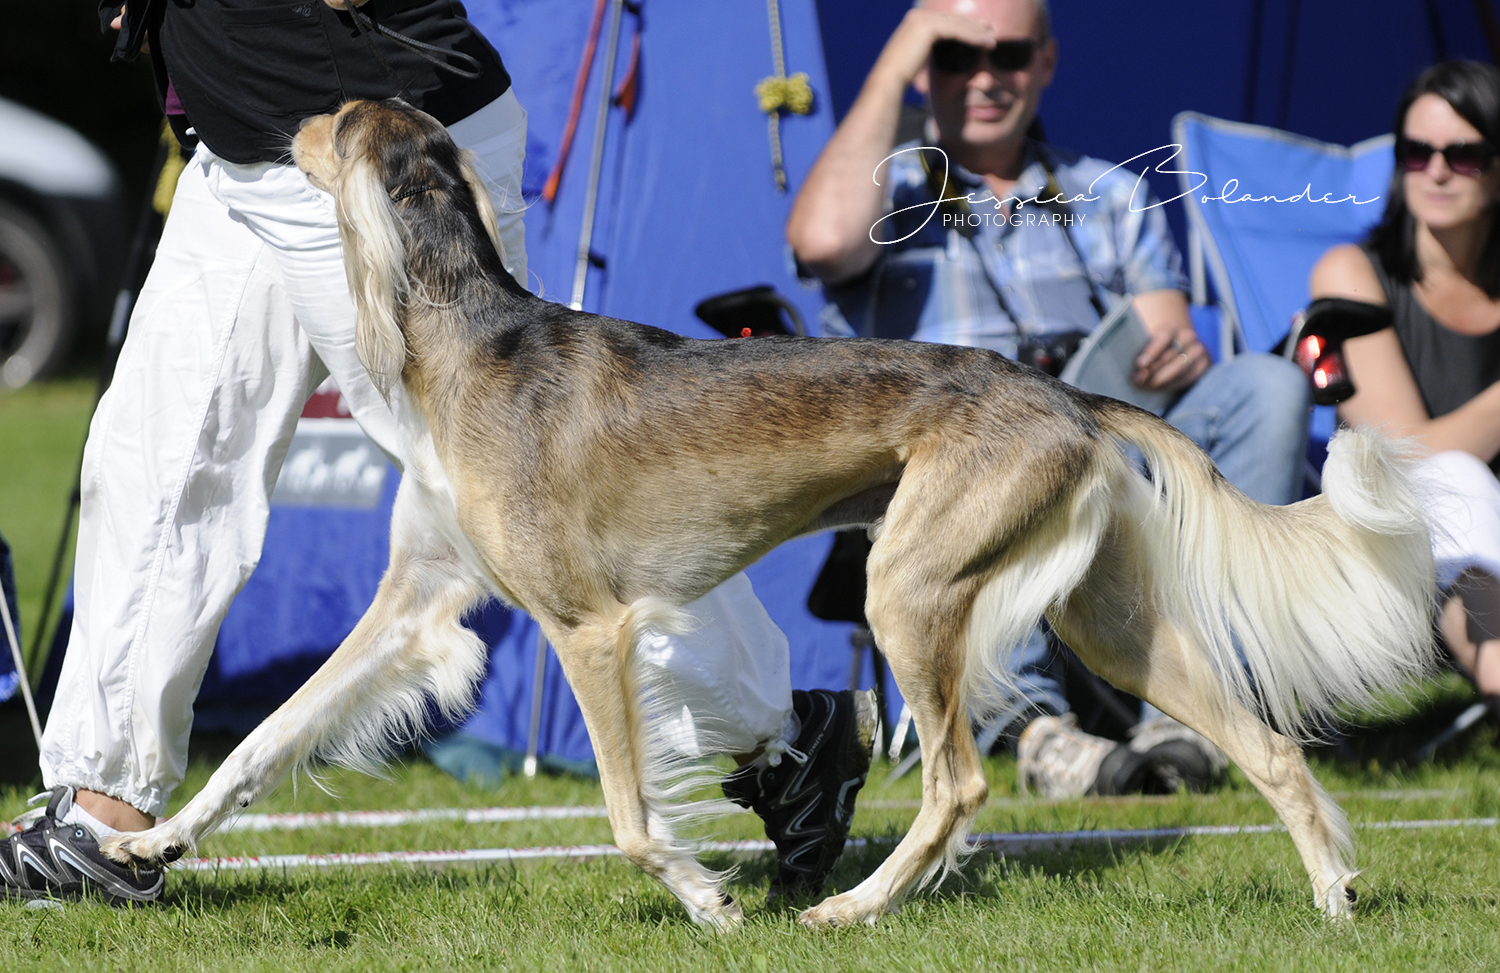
[1419,450,1500,588]
[40,91,792,817]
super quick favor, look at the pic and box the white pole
[524,626,548,778]
[1,589,41,751]
[568,0,625,311]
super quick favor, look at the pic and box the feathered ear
[459,150,508,270]
[334,146,410,398]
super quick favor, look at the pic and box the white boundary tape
[218,790,1459,833]
[222,805,614,832]
[0,790,1470,840]
[177,817,1497,874]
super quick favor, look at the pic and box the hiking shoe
[722,689,876,900]
[1128,715,1228,793]
[1017,713,1158,798]
[1,787,163,906]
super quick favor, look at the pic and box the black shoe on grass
[722,688,876,901]
[1,787,163,907]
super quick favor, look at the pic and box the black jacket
[101,0,511,164]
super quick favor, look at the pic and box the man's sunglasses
[1396,136,1497,177]
[930,39,1037,75]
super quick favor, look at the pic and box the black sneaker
[1127,715,1229,794]
[1,787,164,906]
[722,689,875,901]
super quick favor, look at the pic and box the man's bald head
[919,0,1051,43]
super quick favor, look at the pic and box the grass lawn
[1,728,1498,973]
[0,377,95,677]
[1,378,1497,970]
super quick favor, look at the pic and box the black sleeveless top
[1362,246,1500,429]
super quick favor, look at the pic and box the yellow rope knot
[755,72,814,116]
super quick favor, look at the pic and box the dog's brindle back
[447,311,1097,618]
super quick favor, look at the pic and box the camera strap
[917,147,1028,331]
[919,141,1113,345]
[1033,142,1111,322]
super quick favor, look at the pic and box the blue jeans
[1003,353,1312,723]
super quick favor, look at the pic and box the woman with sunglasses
[1310,60,1500,704]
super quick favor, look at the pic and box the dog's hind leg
[799,444,1111,928]
[799,539,996,927]
[801,600,987,928]
[1128,640,1356,918]
[102,479,491,868]
[1053,550,1359,920]
[544,600,742,930]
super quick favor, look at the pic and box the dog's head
[292,99,506,396]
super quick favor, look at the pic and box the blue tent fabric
[0,531,19,704]
[487,0,836,332]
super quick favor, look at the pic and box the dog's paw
[684,892,743,932]
[1318,875,1359,921]
[797,891,884,929]
[100,829,184,869]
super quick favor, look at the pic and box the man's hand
[110,5,148,53]
[323,0,371,8]
[869,8,997,92]
[1130,290,1209,392]
[787,8,996,284]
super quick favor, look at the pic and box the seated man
[787,0,1311,796]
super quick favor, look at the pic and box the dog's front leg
[102,481,490,868]
[546,604,742,930]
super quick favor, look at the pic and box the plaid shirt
[820,140,1188,360]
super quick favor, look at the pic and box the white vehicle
[0,97,124,388]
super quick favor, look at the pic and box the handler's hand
[1132,324,1209,392]
[872,7,997,90]
[109,5,148,53]
[323,0,372,8]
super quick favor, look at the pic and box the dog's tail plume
[1103,405,1436,739]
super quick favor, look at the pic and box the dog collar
[391,185,434,201]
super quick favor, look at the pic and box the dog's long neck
[395,179,531,386]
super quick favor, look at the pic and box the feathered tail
[1106,405,1437,738]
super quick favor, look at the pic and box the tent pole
[2,579,41,751]
[524,626,548,778]
[569,0,626,311]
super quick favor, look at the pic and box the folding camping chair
[1174,113,1493,758]
[1172,111,1394,485]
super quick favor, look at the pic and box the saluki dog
[104,99,1437,929]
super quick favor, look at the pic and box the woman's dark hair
[1366,60,1500,297]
